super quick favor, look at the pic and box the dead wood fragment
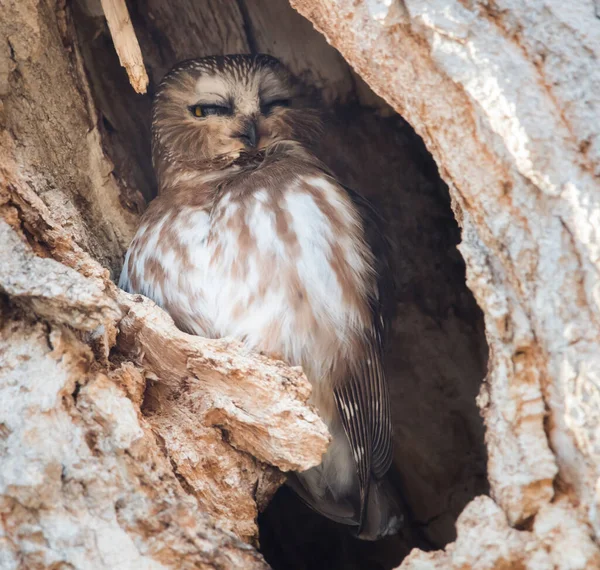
[117,291,331,473]
[100,0,149,93]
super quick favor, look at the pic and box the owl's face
[152,55,320,178]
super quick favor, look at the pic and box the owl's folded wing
[334,184,395,532]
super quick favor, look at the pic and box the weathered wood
[0,313,270,569]
[401,496,600,569]
[100,0,148,93]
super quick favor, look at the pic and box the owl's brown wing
[335,185,395,531]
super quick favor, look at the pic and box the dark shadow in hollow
[72,0,489,568]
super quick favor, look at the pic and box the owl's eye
[189,104,231,118]
[261,99,291,115]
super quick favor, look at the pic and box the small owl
[120,54,400,540]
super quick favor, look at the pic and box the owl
[119,54,400,540]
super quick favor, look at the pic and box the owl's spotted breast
[120,167,376,384]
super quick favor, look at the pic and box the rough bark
[2,0,596,568]
[287,0,600,566]
[400,496,600,570]
[0,309,269,569]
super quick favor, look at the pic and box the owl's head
[152,54,321,183]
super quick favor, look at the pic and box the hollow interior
[72,1,489,568]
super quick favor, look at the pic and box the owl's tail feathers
[356,475,404,540]
[286,470,404,541]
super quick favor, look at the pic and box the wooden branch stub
[100,0,149,94]
[117,290,331,473]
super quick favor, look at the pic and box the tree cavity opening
[72,0,489,567]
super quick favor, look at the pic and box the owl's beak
[238,119,258,149]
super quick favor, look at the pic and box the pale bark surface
[1,0,597,568]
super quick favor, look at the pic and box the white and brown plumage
[120,54,400,539]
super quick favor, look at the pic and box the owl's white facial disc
[152,54,322,178]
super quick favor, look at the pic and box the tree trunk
[0,0,598,569]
